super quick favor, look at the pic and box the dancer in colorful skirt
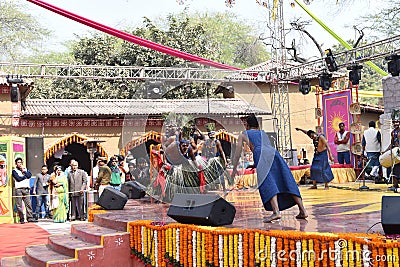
[148,126,229,202]
[296,128,334,189]
[231,115,307,222]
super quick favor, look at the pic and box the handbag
[50,194,59,210]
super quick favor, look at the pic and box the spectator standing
[334,122,351,164]
[91,158,102,189]
[95,158,112,196]
[110,157,122,191]
[67,160,87,221]
[12,157,36,223]
[33,165,51,220]
[136,158,150,186]
[362,121,381,178]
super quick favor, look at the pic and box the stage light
[385,54,400,77]
[347,64,363,85]
[318,72,332,91]
[324,49,338,72]
[147,81,164,99]
[299,78,311,95]
[6,75,24,84]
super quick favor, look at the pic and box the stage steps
[1,220,133,267]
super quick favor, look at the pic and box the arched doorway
[46,143,91,174]
[44,133,108,173]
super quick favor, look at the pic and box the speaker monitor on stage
[97,187,128,210]
[121,181,146,199]
[381,196,400,235]
[167,193,236,226]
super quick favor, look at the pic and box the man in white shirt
[362,121,381,178]
[334,122,351,164]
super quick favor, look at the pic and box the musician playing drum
[383,119,400,190]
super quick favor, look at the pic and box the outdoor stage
[1,183,397,267]
[93,184,387,234]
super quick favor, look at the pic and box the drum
[379,147,400,168]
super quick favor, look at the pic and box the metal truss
[1,34,398,83]
[0,62,243,83]
[283,34,400,80]
[269,0,293,156]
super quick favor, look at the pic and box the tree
[29,12,270,99]
[360,0,399,39]
[0,1,49,61]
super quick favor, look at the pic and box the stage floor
[102,181,395,235]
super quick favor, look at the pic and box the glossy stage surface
[113,181,393,235]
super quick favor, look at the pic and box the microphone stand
[357,156,371,190]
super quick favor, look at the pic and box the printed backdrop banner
[322,90,352,163]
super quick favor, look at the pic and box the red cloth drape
[27,0,240,70]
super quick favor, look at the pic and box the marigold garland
[277,237,283,267]
[260,234,265,267]
[224,234,229,267]
[355,242,362,267]
[308,239,314,267]
[393,247,399,267]
[301,239,308,267]
[266,236,271,267]
[289,239,295,267]
[127,221,400,267]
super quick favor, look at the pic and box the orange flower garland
[127,221,400,267]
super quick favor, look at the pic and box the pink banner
[322,90,352,163]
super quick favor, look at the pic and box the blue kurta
[245,130,302,211]
[310,150,334,183]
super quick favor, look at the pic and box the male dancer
[296,128,334,189]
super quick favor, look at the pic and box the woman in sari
[50,166,69,223]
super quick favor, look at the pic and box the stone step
[48,234,101,258]
[71,223,127,244]
[1,256,33,267]
[25,244,77,267]
[93,197,171,231]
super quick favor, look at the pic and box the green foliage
[0,1,49,61]
[185,11,269,68]
[360,0,400,39]
[28,12,269,99]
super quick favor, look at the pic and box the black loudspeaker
[10,84,19,102]
[97,187,128,210]
[167,193,236,226]
[381,196,400,235]
[25,137,44,176]
[121,181,146,199]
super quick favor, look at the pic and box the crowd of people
[12,115,400,225]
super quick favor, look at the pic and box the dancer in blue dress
[231,115,307,223]
[295,128,334,189]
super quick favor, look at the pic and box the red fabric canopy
[27,0,240,70]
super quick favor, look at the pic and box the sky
[18,0,383,60]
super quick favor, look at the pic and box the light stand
[81,139,105,208]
